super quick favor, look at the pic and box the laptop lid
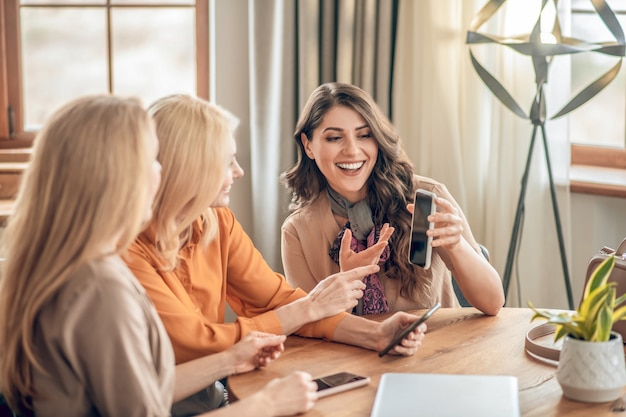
[370,373,520,417]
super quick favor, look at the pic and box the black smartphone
[378,302,441,357]
[409,188,437,269]
[314,371,371,398]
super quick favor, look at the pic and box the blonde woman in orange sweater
[123,94,426,369]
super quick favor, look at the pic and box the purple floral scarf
[329,222,390,315]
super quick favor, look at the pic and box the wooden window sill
[570,165,626,198]
[0,133,35,148]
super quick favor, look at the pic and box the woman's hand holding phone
[408,193,465,254]
[425,195,464,251]
[378,303,441,357]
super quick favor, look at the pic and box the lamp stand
[467,0,625,311]
[502,118,574,309]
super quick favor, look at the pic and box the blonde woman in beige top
[0,95,317,417]
[281,83,504,316]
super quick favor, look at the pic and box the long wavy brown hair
[281,82,424,300]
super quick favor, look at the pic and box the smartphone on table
[409,188,437,269]
[378,302,441,357]
[314,371,371,398]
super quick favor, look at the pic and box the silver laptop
[370,373,520,417]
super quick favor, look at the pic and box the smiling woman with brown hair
[281,82,504,316]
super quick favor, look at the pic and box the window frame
[0,0,209,148]
[570,145,626,198]
[569,2,626,197]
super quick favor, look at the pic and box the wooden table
[228,308,626,416]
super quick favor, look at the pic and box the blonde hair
[147,94,238,270]
[0,95,157,412]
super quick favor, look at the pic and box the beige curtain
[393,0,573,309]
[246,1,298,271]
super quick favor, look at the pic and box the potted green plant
[528,254,626,403]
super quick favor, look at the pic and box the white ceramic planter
[557,332,626,403]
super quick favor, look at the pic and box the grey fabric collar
[326,187,373,241]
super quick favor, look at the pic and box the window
[0,0,208,146]
[571,0,626,149]
[570,0,626,197]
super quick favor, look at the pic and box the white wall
[570,193,626,302]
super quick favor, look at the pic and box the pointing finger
[343,264,379,281]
